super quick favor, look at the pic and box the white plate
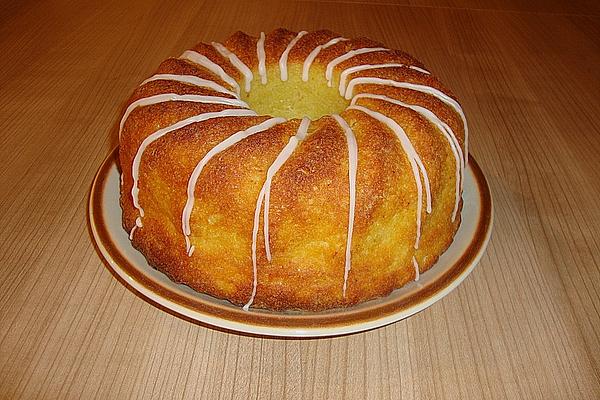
[89,148,493,337]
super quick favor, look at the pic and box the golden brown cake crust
[118,29,467,311]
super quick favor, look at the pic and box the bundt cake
[118,29,468,311]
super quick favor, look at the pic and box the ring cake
[118,29,468,311]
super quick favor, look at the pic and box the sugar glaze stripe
[141,74,238,98]
[256,32,267,84]
[279,31,308,81]
[331,114,358,297]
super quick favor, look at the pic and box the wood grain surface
[1,0,599,398]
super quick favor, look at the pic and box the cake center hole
[241,66,350,120]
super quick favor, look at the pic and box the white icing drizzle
[325,47,389,87]
[338,63,430,97]
[262,117,310,261]
[301,37,348,82]
[212,42,254,93]
[352,93,464,220]
[415,155,432,214]
[245,184,266,311]
[279,31,308,81]
[256,32,267,84]
[181,117,286,252]
[140,74,238,98]
[412,257,420,281]
[119,94,249,138]
[349,105,431,249]
[185,236,194,256]
[331,114,358,297]
[344,76,469,162]
[180,50,241,95]
[131,109,258,220]
[130,216,143,239]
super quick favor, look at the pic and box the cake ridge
[348,104,431,249]
[245,117,311,310]
[119,94,248,138]
[141,74,238,97]
[326,47,390,86]
[344,76,469,160]
[339,63,430,97]
[351,93,464,220]
[279,31,308,81]
[262,117,311,262]
[211,42,254,92]
[180,50,241,94]
[130,108,258,229]
[181,116,287,256]
[302,36,348,82]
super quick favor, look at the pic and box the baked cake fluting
[118,29,468,311]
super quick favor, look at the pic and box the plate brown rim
[89,147,493,332]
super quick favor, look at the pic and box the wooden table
[1,0,599,398]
